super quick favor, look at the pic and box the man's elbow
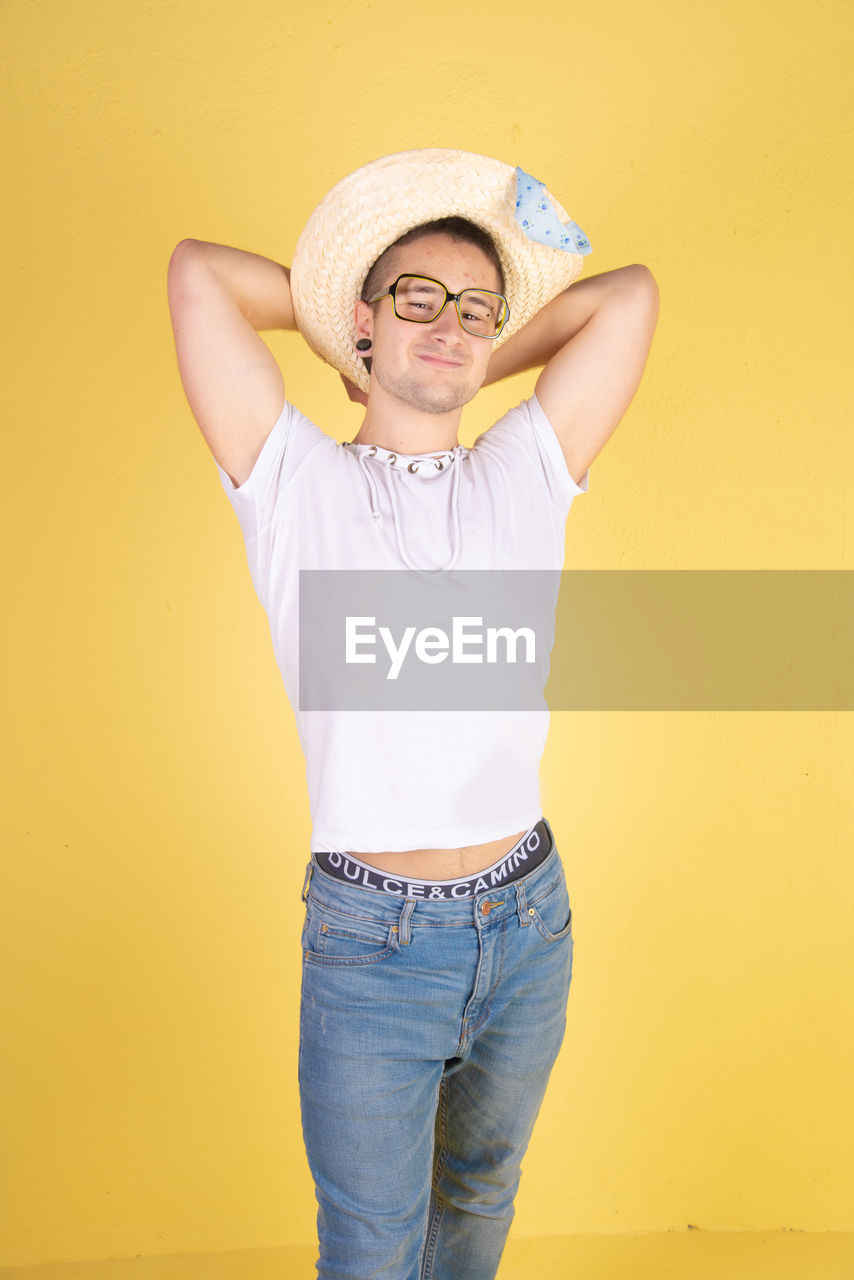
[621,265,659,335]
[626,264,659,306]
[167,240,212,310]
[170,237,204,261]
[167,239,208,283]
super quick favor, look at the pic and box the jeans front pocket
[303,896,400,966]
[527,871,573,943]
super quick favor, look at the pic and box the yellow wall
[2,0,851,1266]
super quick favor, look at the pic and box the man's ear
[354,299,373,346]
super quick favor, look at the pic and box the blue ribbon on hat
[515,167,592,254]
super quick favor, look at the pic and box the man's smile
[415,350,467,369]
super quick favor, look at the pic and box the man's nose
[429,301,464,339]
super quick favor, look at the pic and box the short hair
[360,217,506,304]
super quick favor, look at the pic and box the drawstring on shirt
[351,444,466,572]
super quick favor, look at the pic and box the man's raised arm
[167,240,296,488]
[484,264,659,486]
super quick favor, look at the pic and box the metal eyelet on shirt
[388,454,397,464]
[407,461,419,473]
[435,460,444,470]
[367,445,377,456]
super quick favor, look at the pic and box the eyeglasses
[366,274,509,338]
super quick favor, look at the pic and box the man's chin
[374,367,480,415]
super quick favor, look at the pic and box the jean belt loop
[398,898,416,946]
[301,862,313,903]
[515,878,530,925]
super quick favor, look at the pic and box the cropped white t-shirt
[215,393,588,853]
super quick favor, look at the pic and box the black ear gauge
[355,338,372,352]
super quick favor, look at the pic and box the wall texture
[2,0,851,1266]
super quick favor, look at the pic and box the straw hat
[291,148,591,393]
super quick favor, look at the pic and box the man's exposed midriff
[349,828,528,881]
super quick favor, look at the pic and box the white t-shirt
[216,393,588,852]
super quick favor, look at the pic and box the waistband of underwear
[312,818,552,901]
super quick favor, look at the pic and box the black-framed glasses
[367,274,509,338]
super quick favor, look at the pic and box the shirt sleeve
[472,393,589,515]
[528,392,590,505]
[214,399,332,543]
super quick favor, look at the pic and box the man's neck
[351,386,462,456]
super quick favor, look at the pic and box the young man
[167,150,658,1280]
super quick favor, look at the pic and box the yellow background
[2,0,852,1268]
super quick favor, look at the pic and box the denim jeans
[298,820,573,1280]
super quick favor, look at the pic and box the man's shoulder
[470,393,588,505]
[216,397,340,503]
[471,396,536,451]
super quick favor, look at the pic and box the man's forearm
[169,238,296,333]
[484,264,656,386]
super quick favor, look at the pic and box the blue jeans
[298,820,573,1279]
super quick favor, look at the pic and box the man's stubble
[371,353,481,417]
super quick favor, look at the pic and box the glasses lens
[458,289,507,336]
[390,276,508,336]
[393,277,446,322]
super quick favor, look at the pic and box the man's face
[355,234,502,416]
